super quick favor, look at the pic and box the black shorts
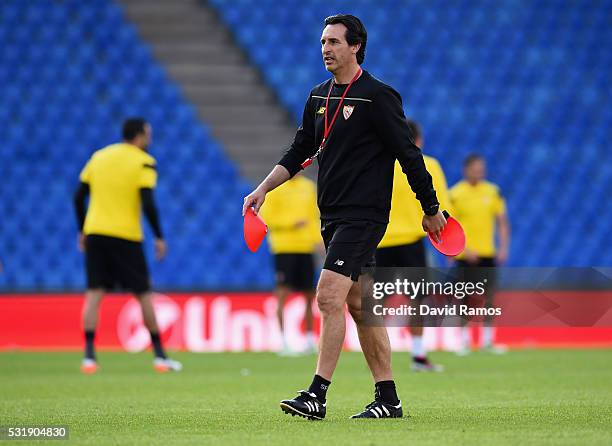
[455,257,497,304]
[455,257,496,268]
[375,239,426,267]
[375,239,430,301]
[321,219,387,281]
[85,234,150,294]
[274,253,315,291]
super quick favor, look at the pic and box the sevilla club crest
[343,105,355,120]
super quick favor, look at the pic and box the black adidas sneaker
[351,399,403,419]
[280,390,326,420]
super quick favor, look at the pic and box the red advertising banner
[1,293,611,351]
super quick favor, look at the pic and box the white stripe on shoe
[280,403,323,420]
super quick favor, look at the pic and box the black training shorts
[375,239,431,301]
[321,219,387,281]
[455,257,497,303]
[85,234,150,293]
[274,253,315,291]
[375,238,427,268]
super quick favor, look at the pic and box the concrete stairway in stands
[119,0,299,182]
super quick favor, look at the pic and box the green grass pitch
[1,350,611,445]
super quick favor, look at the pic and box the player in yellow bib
[74,118,181,373]
[260,174,322,355]
[450,154,511,354]
[376,119,451,371]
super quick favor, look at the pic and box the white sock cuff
[412,336,426,357]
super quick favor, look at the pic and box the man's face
[464,159,486,183]
[321,24,359,73]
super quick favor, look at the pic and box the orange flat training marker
[428,211,466,257]
[244,207,268,252]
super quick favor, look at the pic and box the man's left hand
[496,247,508,265]
[422,211,447,243]
[154,238,167,261]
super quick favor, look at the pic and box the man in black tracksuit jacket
[243,14,447,420]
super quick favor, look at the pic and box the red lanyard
[301,68,362,169]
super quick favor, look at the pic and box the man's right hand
[243,187,267,216]
[78,232,85,252]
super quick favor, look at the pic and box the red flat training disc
[428,213,466,257]
[244,208,268,252]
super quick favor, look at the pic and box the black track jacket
[278,71,438,224]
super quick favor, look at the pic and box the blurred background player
[450,153,511,354]
[376,119,451,372]
[73,118,181,374]
[259,174,321,355]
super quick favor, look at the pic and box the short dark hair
[324,14,367,64]
[122,118,148,141]
[464,153,484,168]
[406,119,422,142]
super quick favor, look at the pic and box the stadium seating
[0,0,273,291]
[210,0,612,267]
[1,0,610,293]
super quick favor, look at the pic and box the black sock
[308,374,331,402]
[84,330,96,360]
[150,331,166,359]
[375,380,400,405]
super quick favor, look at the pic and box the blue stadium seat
[210,0,612,267]
[0,0,272,291]
[2,0,610,293]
